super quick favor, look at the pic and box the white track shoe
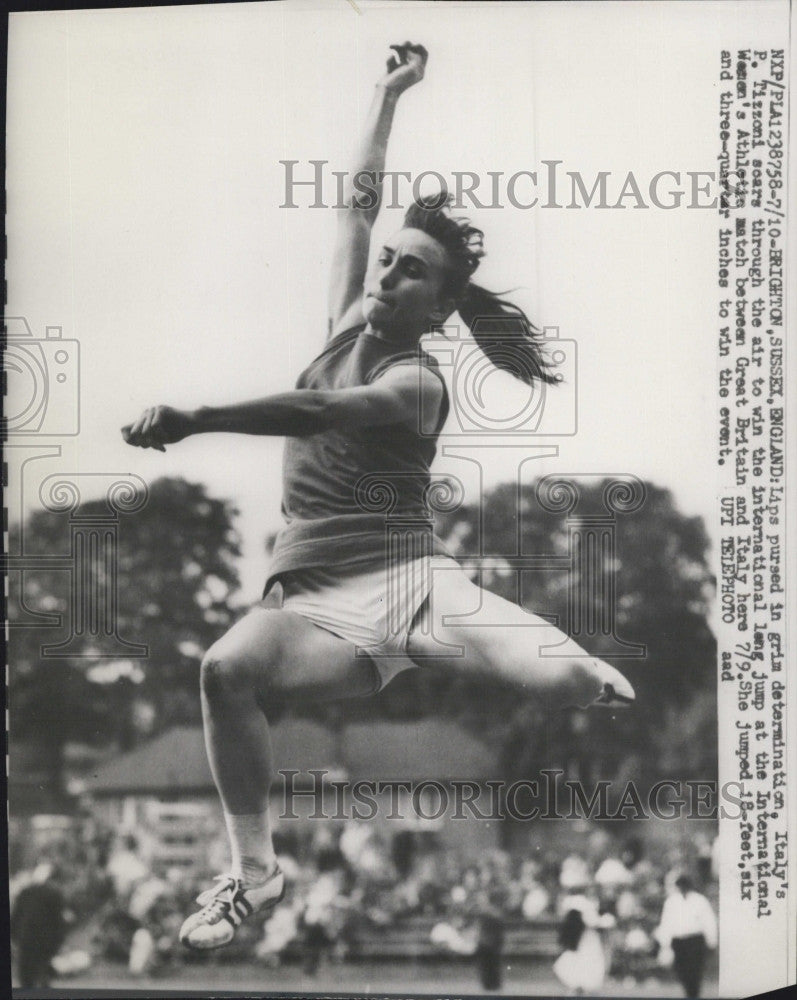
[179,868,285,951]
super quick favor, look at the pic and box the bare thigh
[407,565,591,694]
[209,606,380,704]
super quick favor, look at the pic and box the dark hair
[622,836,644,867]
[403,195,559,386]
[558,908,585,951]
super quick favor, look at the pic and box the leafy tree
[7,477,241,799]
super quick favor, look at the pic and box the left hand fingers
[124,409,167,451]
[140,408,167,450]
[141,407,160,439]
[133,434,166,452]
[128,408,154,440]
[146,407,170,450]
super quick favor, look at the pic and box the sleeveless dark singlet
[264,324,452,594]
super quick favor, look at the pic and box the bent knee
[200,651,248,700]
[200,612,287,701]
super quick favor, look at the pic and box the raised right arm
[327,43,428,340]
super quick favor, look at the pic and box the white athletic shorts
[278,555,458,691]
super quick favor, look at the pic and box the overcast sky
[6,0,787,599]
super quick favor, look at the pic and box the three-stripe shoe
[178,868,285,950]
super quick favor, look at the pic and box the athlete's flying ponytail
[403,195,559,387]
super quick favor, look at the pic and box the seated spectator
[559,853,591,893]
[256,886,302,967]
[106,835,148,899]
[521,881,550,921]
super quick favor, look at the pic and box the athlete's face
[363,228,455,339]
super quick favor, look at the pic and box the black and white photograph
[4,2,794,998]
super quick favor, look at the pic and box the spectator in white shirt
[106,835,148,899]
[655,873,717,997]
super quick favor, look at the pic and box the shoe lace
[195,874,241,919]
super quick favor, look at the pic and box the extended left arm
[121,364,442,449]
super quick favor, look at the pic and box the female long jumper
[123,43,634,951]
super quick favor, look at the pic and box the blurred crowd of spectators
[9,816,718,986]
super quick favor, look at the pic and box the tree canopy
[8,477,242,800]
